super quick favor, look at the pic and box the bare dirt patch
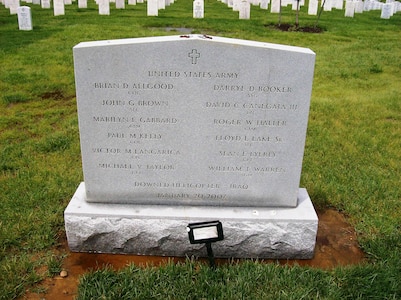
[268,23,324,33]
[40,90,65,100]
[21,208,365,300]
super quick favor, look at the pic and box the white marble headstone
[54,0,65,16]
[41,0,51,8]
[270,0,280,12]
[333,0,343,9]
[147,0,158,15]
[78,0,88,8]
[376,1,384,9]
[73,35,315,208]
[9,0,19,14]
[260,0,269,10]
[292,0,301,10]
[116,0,125,8]
[17,6,32,30]
[239,0,250,18]
[193,0,204,18]
[391,0,398,11]
[355,0,364,13]
[233,0,241,11]
[363,0,372,11]
[323,0,332,10]
[381,3,393,18]
[98,0,110,15]
[345,0,355,17]
[308,0,318,14]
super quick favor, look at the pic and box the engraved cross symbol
[188,49,200,64]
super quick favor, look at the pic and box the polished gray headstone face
[73,35,315,207]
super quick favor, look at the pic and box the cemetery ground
[0,0,400,299]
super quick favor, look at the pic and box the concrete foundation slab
[65,182,318,259]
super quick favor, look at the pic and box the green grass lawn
[1,1,401,299]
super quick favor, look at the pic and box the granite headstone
[65,35,318,259]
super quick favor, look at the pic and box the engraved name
[93,116,177,124]
[125,149,180,155]
[213,119,286,127]
[94,82,174,90]
[92,148,180,155]
[205,102,297,110]
[129,133,162,139]
[213,85,293,93]
[105,133,163,139]
[101,100,169,107]
[208,165,285,173]
[215,135,282,142]
[219,151,276,158]
[97,164,174,170]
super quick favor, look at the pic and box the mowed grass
[1,1,401,299]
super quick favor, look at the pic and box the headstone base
[65,183,318,259]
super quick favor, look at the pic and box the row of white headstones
[3,0,400,31]
[219,0,401,18]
